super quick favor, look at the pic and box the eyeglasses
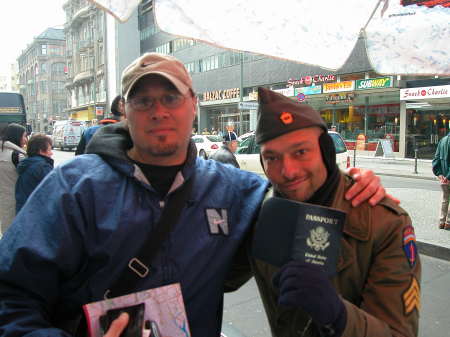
[126,93,187,111]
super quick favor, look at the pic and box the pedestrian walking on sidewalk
[432,133,450,230]
[210,132,240,168]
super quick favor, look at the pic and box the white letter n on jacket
[206,208,229,235]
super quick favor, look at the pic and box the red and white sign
[400,85,450,101]
[287,74,336,87]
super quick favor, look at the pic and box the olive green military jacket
[251,174,421,337]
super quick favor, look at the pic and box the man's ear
[191,95,197,118]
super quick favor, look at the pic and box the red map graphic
[401,0,450,7]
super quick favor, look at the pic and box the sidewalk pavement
[354,154,450,261]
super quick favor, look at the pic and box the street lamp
[239,51,244,135]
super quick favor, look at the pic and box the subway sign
[356,77,393,90]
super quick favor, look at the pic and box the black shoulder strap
[105,175,194,298]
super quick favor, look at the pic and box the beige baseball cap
[122,53,193,100]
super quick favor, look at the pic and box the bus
[0,92,29,135]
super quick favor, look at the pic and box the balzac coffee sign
[287,74,336,87]
[203,88,240,101]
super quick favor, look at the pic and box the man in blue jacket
[0,53,385,337]
[15,133,54,213]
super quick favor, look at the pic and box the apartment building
[17,28,67,133]
[63,0,107,122]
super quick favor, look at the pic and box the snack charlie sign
[400,85,450,100]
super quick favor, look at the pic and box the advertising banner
[295,85,322,96]
[323,81,355,93]
[273,87,295,97]
[356,77,393,90]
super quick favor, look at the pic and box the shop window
[321,103,400,152]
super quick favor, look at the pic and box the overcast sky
[0,0,66,76]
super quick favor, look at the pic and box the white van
[51,120,85,151]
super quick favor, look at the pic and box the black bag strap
[105,175,194,298]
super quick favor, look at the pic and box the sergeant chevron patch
[403,276,420,315]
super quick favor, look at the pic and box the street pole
[91,11,97,121]
[364,96,369,137]
[239,51,244,135]
[413,136,418,174]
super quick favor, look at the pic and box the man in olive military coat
[250,87,421,337]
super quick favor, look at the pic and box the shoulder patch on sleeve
[403,276,420,315]
[403,225,417,268]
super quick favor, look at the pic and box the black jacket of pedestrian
[15,155,54,213]
[209,145,240,168]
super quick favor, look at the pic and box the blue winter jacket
[15,155,54,213]
[0,122,268,337]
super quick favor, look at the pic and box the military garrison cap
[255,87,327,145]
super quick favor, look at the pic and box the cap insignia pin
[280,111,294,125]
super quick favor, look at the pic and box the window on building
[155,42,172,55]
[41,63,47,74]
[185,62,195,73]
[51,63,65,73]
[40,81,48,94]
[173,38,195,52]
[41,44,47,55]
[49,45,64,56]
[98,44,104,66]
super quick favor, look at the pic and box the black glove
[273,260,347,337]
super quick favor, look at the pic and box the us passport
[252,197,346,276]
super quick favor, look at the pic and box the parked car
[192,134,223,159]
[235,130,350,175]
[237,131,254,142]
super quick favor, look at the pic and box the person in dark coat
[15,133,54,213]
[209,132,240,168]
[75,95,125,155]
[432,132,450,229]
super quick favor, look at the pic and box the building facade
[17,28,67,133]
[132,1,449,159]
[0,76,9,92]
[10,63,20,93]
[63,0,107,123]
